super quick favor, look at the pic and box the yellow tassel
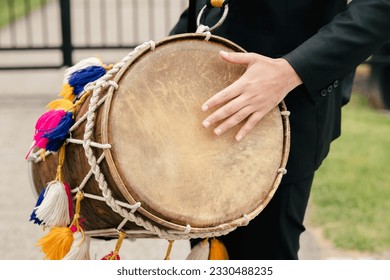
[59,83,76,101]
[209,238,229,260]
[36,227,73,260]
[101,231,126,260]
[47,99,74,111]
[210,0,225,8]
[164,240,175,260]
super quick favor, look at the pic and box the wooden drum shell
[29,34,290,239]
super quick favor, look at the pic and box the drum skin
[30,34,290,238]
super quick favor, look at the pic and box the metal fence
[0,0,187,70]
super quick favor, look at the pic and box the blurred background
[0,0,389,260]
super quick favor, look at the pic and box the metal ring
[196,4,229,32]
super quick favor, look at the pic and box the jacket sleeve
[283,0,390,104]
[169,9,189,35]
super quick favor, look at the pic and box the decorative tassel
[68,65,106,96]
[65,182,74,219]
[209,238,229,260]
[62,192,91,260]
[29,109,74,153]
[38,191,86,260]
[186,238,210,260]
[33,110,66,150]
[44,112,74,152]
[47,98,74,111]
[59,84,76,101]
[36,226,74,260]
[164,240,175,260]
[62,57,102,84]
[101,231,126,260]
[101,252,121,260]
[33,181,72,227]
[29,188,46,225]
[63,231,91,260]
[30,146,73,227]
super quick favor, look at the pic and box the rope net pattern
[29,34,290,241]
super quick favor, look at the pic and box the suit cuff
[283,50,340,104]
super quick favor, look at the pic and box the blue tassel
[68,66,106,95]
[30,188,46,225]
[44,112,75,152]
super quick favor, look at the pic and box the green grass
[309,93,390,252]
[0,0,51,28]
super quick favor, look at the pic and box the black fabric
[170,0,390,183]
[187,0,197,32]
[170,0,390,260]
[191,174,315,260]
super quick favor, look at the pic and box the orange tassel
[209,238,229,260]
[36,227,74,260]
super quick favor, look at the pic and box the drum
[28,33,290,240]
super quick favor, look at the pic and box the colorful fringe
[28,57,110,260]
[26,57,108,157]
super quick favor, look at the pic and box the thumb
[219,50,255,65]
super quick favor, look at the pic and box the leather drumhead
[103,34,286,230]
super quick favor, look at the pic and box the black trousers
[191,174,315,260]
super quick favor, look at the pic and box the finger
[201,79,243,112]
[212,105,254,136]
[235,111,265,142]
[201,52,256,112]
[220,51,257,65]
[202,94,249,129]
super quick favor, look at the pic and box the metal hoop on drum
[196,3,229,32]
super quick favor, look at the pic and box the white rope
[83,192,142,212]
[278,168,288,175]
[28,148,50,163]
[66,138,111,149]
[79,40,238,240]
[242,214,250,226]
[117,217,130,231]
[71,153,106,194]
[281,110,291,116]
[26,40,241,239]
[27,94,110,164]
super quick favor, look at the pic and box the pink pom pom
[34,110,66,149]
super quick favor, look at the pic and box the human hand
[201,51,302,141]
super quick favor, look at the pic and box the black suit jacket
[170,0,390,183]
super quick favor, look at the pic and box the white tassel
[63,57,102,84]
[35,181,71,227]
[186,239,210,260]
[63,232,91,260]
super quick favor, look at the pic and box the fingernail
[220,50,228,57]
[201,104,208,112]
[236,135,242,142]
[214,128,222,136]
[203,120,210,128]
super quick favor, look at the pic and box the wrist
[278,58,303,91]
